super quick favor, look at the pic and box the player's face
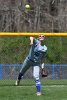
[38,34,45,41]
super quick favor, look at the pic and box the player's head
[38,34,45,41]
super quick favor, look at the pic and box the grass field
[0,79,67,100]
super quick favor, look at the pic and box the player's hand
[30,37,34,45]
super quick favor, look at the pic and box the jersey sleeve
[33,39,39,45]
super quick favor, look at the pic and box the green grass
[0,79,67,86]
[0,79,67,100]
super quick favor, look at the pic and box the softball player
[15,34,47,96]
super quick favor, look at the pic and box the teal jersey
[28,39,47,63]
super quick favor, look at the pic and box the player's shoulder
[34,39,39,43]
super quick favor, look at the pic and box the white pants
[33,66,40,80]
[19,57,40,80]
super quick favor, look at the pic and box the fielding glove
[41,67,48,77]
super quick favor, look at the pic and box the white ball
[25,4,30,9]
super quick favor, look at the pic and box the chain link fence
[0,64,67,86]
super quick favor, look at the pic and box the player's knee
[18,73,23,80]
[33,73,39,80]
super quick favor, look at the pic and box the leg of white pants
[33,66,40,80]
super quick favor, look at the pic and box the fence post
[0,64,2,80]
[52,64,54,80]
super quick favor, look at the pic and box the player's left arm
[41,52,48,77]
[41,51,47,64]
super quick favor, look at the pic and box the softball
[25,4,30,9]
